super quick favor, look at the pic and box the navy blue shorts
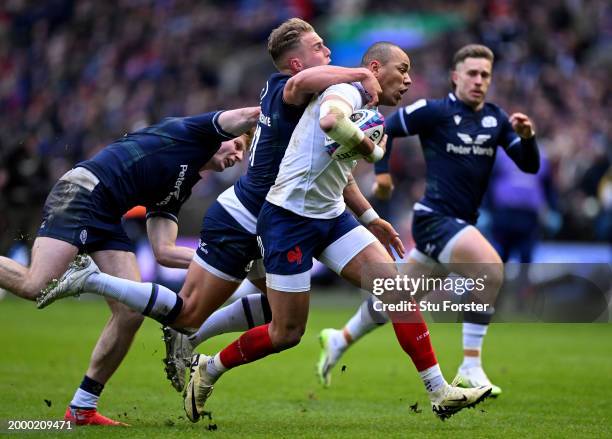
[194,201,261,281]
[412,206,470,263]
[257,201,360,276]
[37,179,134,253]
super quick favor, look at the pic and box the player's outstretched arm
[146,217,195,269]
[217,107,260,137]
[505,112,540,174]
[284,66,381,107]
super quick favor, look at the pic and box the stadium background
[0,1,611,436]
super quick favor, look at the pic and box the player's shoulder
[322,82,365,108]
[401,95,445,117]
[262,73,291,99]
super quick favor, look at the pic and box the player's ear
[369,60,381,76]
[451,70,459,88]
[288,57,303,74]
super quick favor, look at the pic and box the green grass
[1,295,611,438]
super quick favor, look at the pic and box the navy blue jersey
[380,93,538,224]
[78,111,233,221]
[233,73,307,217]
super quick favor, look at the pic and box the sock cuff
[160,295,183,325]
[80,375,104,396]
[241,296,255,328]
[463,322,488,336]
[213,353,228,372]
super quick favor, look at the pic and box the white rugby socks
[189,294,271,347]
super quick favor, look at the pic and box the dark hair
[361,41,403,66]
[267,18,314,69]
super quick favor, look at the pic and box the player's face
[292,32,331,70]
[200,137,246,173]
[452,57,492,110]
[375,48,411,106]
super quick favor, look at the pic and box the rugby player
[182,42,492,422]
[317,44,540,396]
[37,18,389,394]
[0,107,258,425]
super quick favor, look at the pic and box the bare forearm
[285,66,374,105]
[217,107,260,136]
[343,175,372,217]
[155,245,195,269]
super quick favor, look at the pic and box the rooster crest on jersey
[324,109,385,161]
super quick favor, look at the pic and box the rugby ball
[324,109,385,161]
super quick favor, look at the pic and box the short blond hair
[267,18,314,69]
[242,126,256,151]
[452,44,494,69]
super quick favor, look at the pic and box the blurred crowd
[0,0,610,255]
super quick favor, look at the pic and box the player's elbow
[152,244,175,267]
[319,114,338,133]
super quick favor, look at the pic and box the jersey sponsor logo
[481,115,497,128]
[287,246,302,264]
[446,133,494,156]
[158,164,189,206]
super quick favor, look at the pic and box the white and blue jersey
[38,111,233,253]
[257,82,377,290]
[376,92,539,262]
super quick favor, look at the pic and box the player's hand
[378,134,388,153]
[367,218,405,260]
[510,112,535,139]
[372,173,394,200]
[361,72,382,108]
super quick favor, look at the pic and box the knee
[269,323,305,350]
[174,296,205,328]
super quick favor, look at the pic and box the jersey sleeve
[497,110,521,151]
[498,109,540,173]
[389,99,438,136]
[321,83,363,112]
[181,111,235,142]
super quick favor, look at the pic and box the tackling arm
[284,66,381,107]
[216,106,260,137]
[146,216,194,269]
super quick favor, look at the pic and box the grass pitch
[1,295,611,438]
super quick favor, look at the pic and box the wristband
[365,144,384,163]
[359,208,380,225]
